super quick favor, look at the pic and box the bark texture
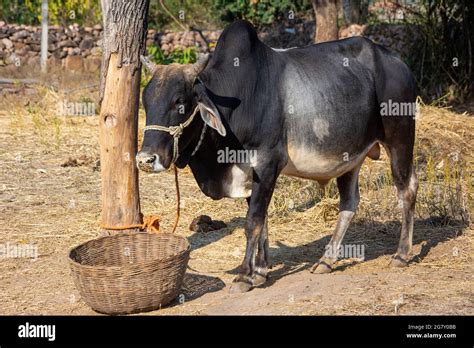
[99,0,150,233]
[313,0,339,43]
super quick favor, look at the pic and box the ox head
[136,54,226,172]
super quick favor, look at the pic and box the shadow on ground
[185,215,468,294]
[261,217,467,288]
[165,273,226,308]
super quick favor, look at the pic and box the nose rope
[191,123,207,156]
[143,105,202,164]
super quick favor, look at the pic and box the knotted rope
[143,105,200,164]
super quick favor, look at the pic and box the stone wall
[0,21,222,72]
[1,20,420,72]
[0,22,103,72]
[154,30,221,56]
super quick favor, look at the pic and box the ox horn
[140,55,157,74]
[192,53,210,75]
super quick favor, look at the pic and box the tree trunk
[99,0,150,234]
[100,0,110,29]
[360,0,369,23]
[313,0,339,43]
[343,0,361,25]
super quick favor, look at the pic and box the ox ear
[194,83,226,137]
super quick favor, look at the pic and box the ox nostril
[137,152,165,172]
[137,152,156,166]
[145,155,156,164]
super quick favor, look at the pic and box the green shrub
[148,46,197,65]
[409,0,473,103]
[211,0,312,26]
[148,0,218,30]
[141,46,198,88]
[1,0,100,26]
[1,0,38,24]
[365,0,473,103]
[2,0,313,30]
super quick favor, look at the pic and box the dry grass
[0,76,472,315]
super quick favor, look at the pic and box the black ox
[137,20,418,293]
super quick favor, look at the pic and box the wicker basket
[68,232,190,315]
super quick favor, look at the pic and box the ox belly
[219,143,380,198]
[282,142,379,184]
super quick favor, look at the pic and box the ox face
[138,62,196,172]
[136,55,226,173]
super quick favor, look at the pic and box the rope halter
[143,105,206,164]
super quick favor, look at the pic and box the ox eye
[174,97,185,105]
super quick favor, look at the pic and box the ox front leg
[229,163,280,293]
[311,164,362,274]
[245,198,270,287]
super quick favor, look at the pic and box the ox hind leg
[376,50,418,266]
[311,163,362,274]
[384,141,418,267]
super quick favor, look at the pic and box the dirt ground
[0,75,473,315]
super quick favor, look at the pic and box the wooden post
[40,0,48,73]
[99,0,150,233]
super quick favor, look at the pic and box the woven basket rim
[68,232,190,271]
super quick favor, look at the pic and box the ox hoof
[229,281,253,294]
[389,254,409,268]
[253,273,267,287]
[310,260,333,274]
